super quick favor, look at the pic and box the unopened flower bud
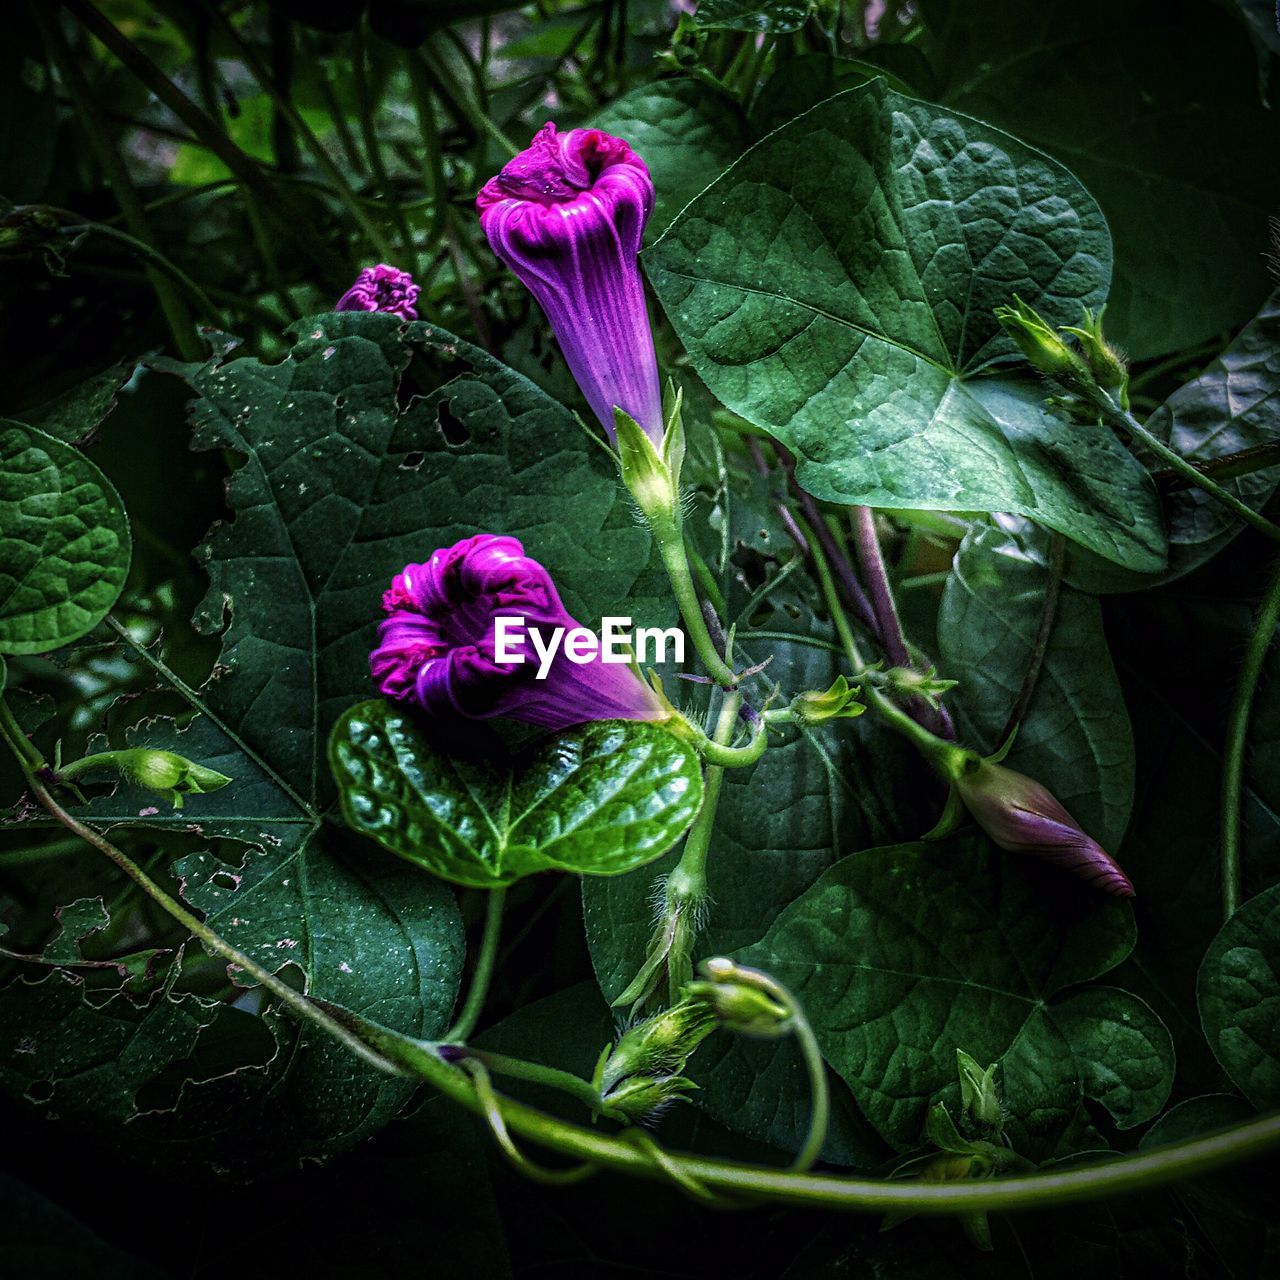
[880,666,957,710]
[1062,306,1129,407]
[599,997,716,1094]
[994,296,1088,383]
[956,1050,1003,1129]
[688,957,793,1038]
[335,264,419,320]
[602,1073,696,1124]
[58,748,232,809]
[790,675,864,725]
[950,752,1134,896]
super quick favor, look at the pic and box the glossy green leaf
[331,701,703,889]
[591,80,749,239]
[938,519,1134,850]
[1198,882,1280,1110]
[922,0,1280,358]
[645,81,1165,571]
[740,835,1142,1156]
[0,420,130,655]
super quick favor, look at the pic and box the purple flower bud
[335,264,420,320]
[370,534,667,731]
[954,759,1135,897]
[477,123,662,443]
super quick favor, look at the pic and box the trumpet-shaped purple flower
[370,534,666,731]
[335,264,420,320]
[955,759,1134,896]
[477,123,662,443]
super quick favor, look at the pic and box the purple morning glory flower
[477,123,663,443]
[335,264,420,320]
[370,534,666,731]
[955,759,1135,897]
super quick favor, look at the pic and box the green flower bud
[687,957,793,1038]
[994,296,1088,383]
[878,666,957,710]
[601,1073,697,1124]
[1062,306,1129,407]
[956,1049,1003,1130]
[790,675,865,725]
[58,748,232,809]
[599,997,716,1095]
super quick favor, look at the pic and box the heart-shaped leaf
[0,420,130,655]
[331,701,704,888]
[645,80,1166,572]
[740,835,1153,1157]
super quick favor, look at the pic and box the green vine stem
[656,532,740,689]
[199,1,397,264]
[446,887,507,1042]
[1087,389,1280,545]
[64,0,347,280]
[34,3,202,360]
[3,692,1278,1214]
[1220,553,1280,919]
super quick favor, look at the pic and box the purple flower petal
[335,264,420,320]
[955,760,1135,896]
[370,534,666,731]
[478,123,662,443]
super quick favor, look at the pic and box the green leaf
[740,835,1139,1156]
[590,80,749,239]
[1198,881,1280,1110]
[331,701,703,889]
[20,361,135,446]
[1068,294,1280,594]
[645,81,1165,571]
[1049,986,1174,1129]
[692,0,812,32]
[938,519,1134,850]
[0,420,130,656]
[922,0,1280,358]
[750,53,925,136]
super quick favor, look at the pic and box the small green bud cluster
[873,665,957,711]
[885,1052,1029,1251]
[596,996,716,1123]
[994,296,1129,409]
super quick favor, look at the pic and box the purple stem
[848,505,956,741]
[850,505,911,668]
[768,443,879,635]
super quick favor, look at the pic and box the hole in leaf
[436,400,470,448]
[400,451,426,471]
[25,1079,54,1104]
